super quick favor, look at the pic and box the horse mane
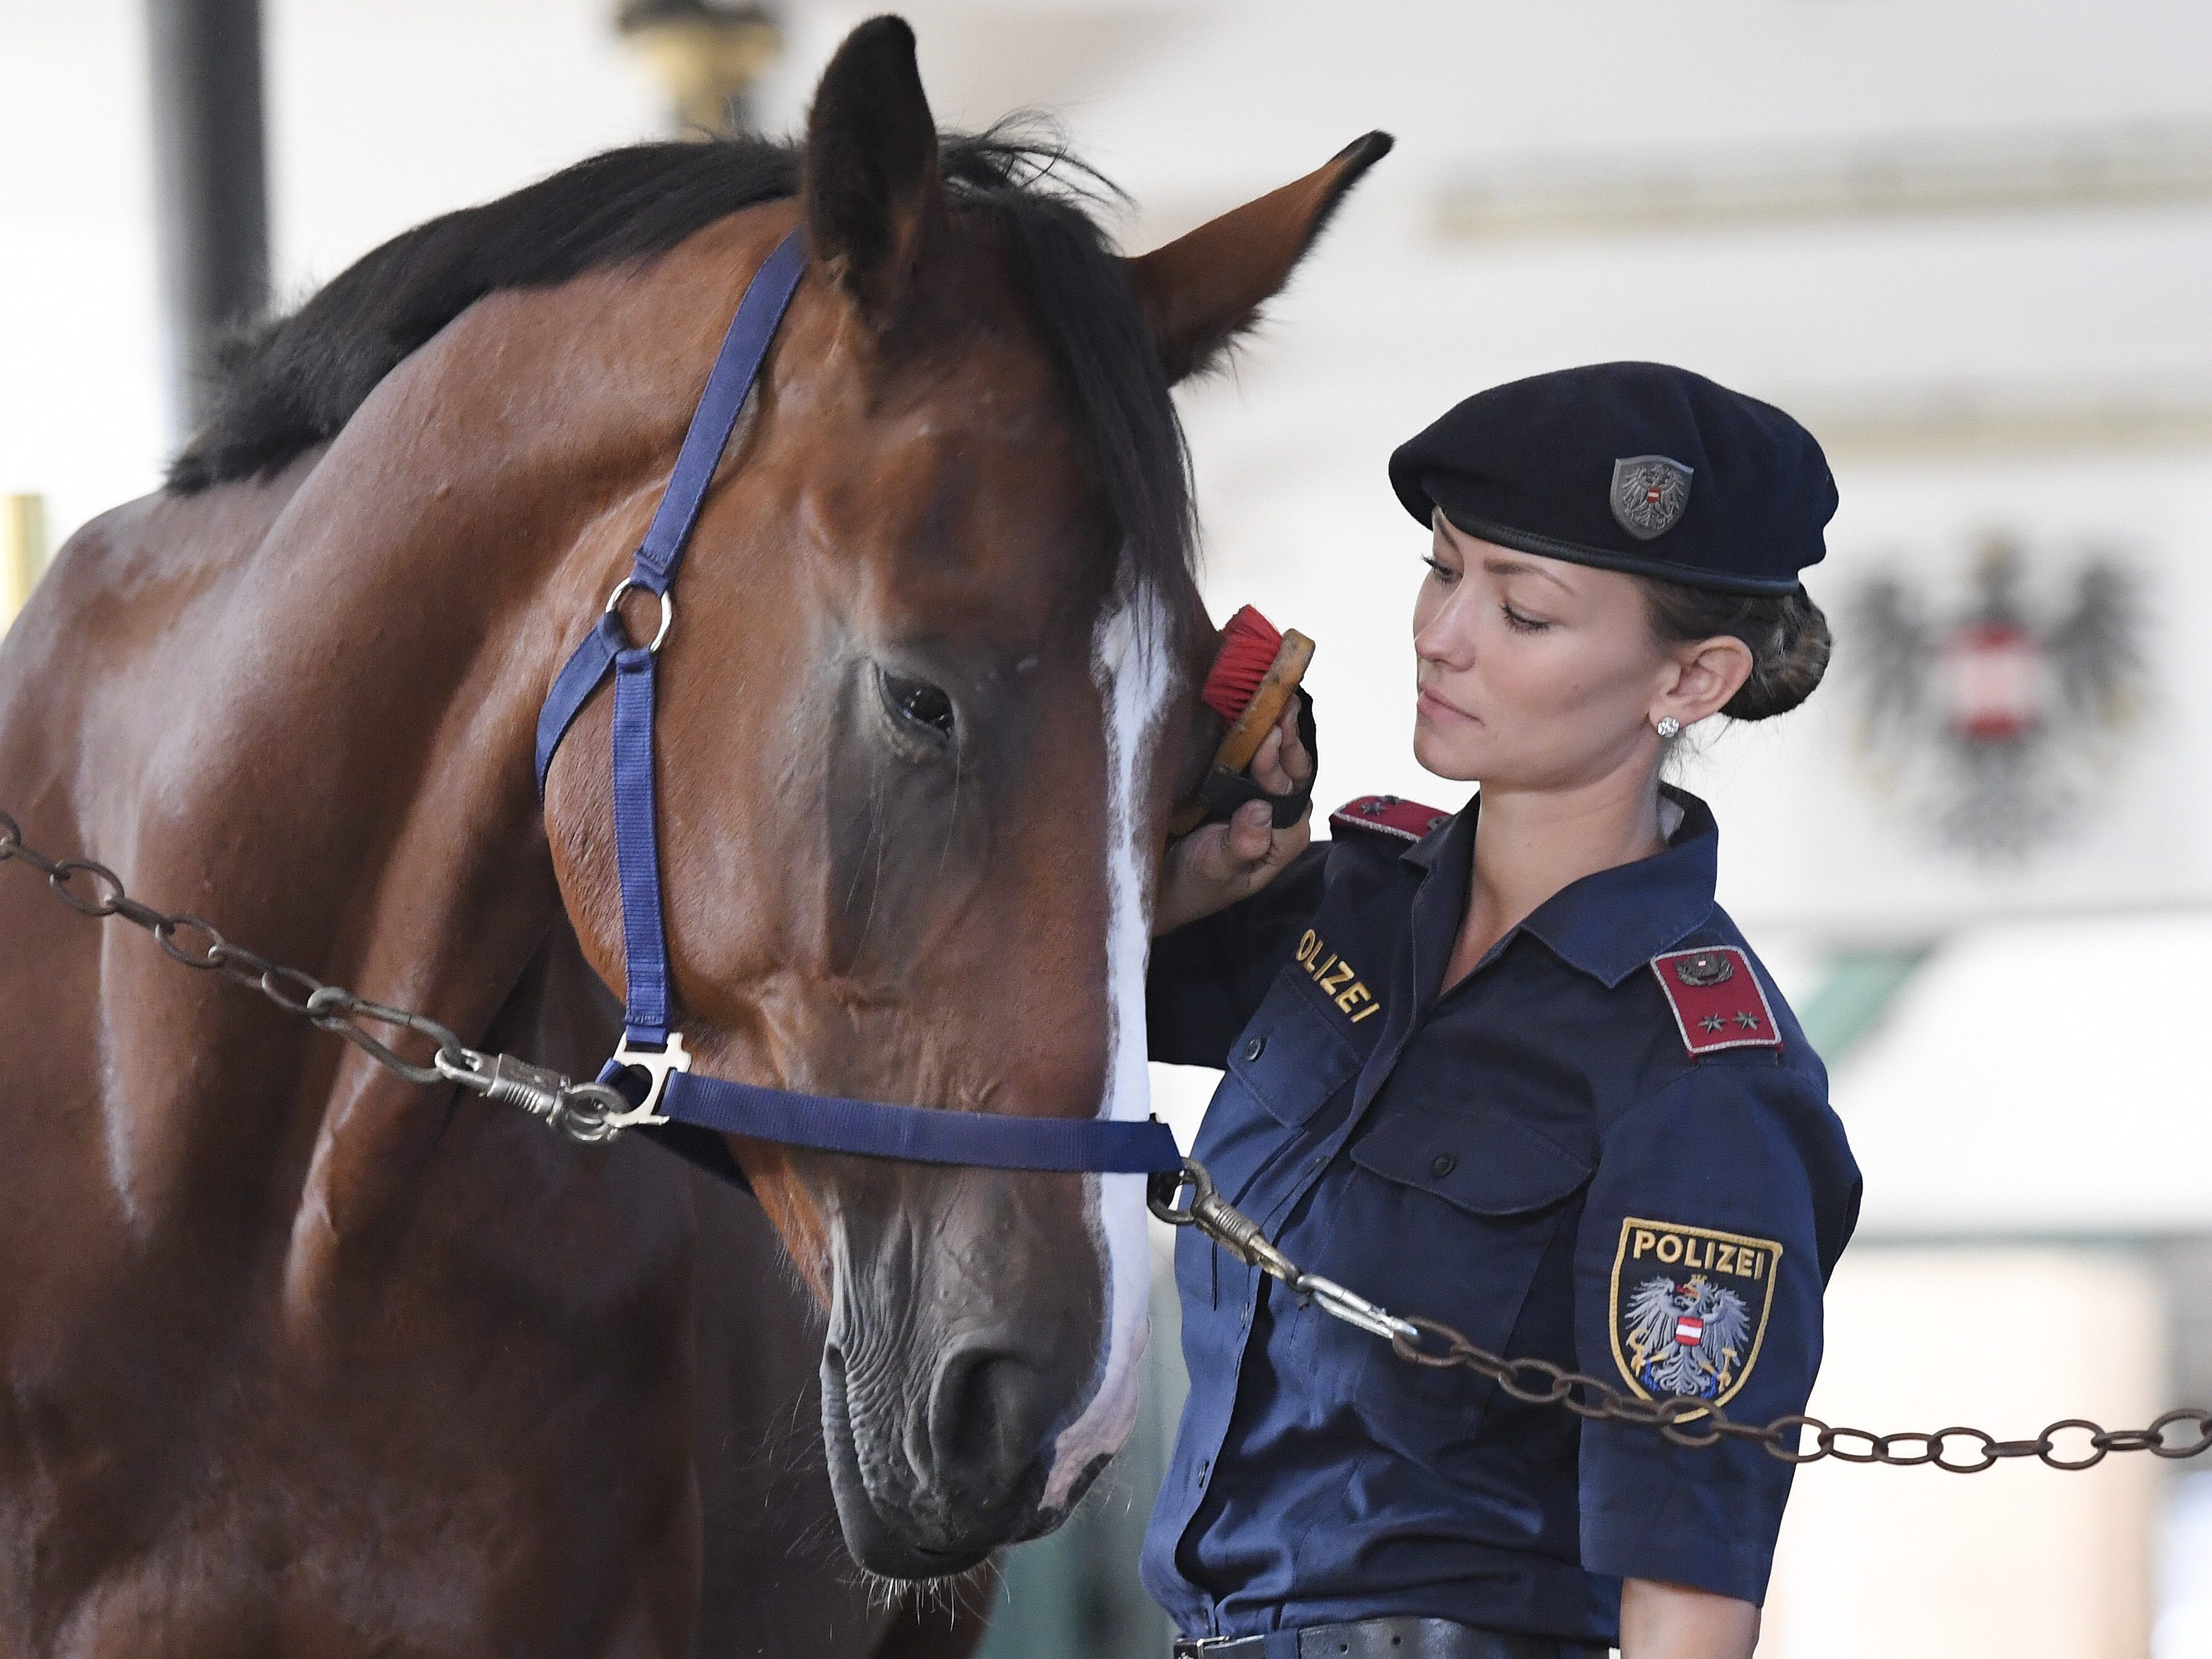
[166,129,1194,588]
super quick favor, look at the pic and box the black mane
[167,131,1194,587]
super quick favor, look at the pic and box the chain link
[1149,1157,2212,1472]
[0,810,633,1143]
[12,806,2212,1472]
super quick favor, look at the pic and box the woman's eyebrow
[1482,555,1574,595]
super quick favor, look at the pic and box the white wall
[1766,1247,2166,1659]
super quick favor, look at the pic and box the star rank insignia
[1650,946,1783,1058]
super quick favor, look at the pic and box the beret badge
[1609,455,1694,542]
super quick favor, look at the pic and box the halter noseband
[532,228,1180,1187]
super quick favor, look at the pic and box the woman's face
[1411,512,1678,789]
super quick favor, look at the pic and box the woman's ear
[1657,634,1755,729]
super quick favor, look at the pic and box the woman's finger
[1259,814,1311,876]
[1176,805,1268,886]
[1250,723,1291,794]
[1223,799,1274,864]
[1277,697,1312,784]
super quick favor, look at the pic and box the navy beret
[1387,362,1835,595]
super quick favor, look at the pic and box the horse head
[539,17,1387,1578]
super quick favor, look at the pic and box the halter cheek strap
[534,231,810,806]
[532,228,1179,1186]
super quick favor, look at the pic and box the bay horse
[0,16,1386,1655]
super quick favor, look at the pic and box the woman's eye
[1500,605,1551,634]
[1423,556,1460,585]
[879,669,956,746]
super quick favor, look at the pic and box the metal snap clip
[606,1030,693,1125]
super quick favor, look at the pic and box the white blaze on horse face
[1043,577,1171,1512]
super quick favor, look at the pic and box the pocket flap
[1224,977,1361,1130]
[1350,1104,1592,1216]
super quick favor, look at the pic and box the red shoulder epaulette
[1329,794,1452,843]
[1650,946,1782,1057]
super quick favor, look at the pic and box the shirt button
[1430,1152,1457,1178]
[1243,1036,1266,1062]
[1197,1459,1210,1482]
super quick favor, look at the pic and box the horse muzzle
[820,1334,1070,1576]
[816,1184,1112,1576]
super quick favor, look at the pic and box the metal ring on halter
[603,577,675,654]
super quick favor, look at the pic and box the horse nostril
[928,1343,1043,1477]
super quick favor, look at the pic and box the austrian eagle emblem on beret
[1610,455,1693,541]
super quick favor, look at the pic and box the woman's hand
[1153,697,1313,937]
[1619,1578,1759,1659]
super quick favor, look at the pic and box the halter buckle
[603,576,676,654]
[605,1030,692,1127]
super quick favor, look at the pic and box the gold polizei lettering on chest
[1295,928,1382,1023]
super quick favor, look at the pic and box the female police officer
[1142,363,1861,1659]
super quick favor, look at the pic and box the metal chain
[1149,1158,2212,1472]
[0,810,641,1143]
[12,806,2212,1472]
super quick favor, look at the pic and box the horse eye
[878,669,956,746]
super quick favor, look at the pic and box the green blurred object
[1796,946,1931,1068]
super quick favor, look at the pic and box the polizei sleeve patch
[1610,1217,1782,1408]
[1329,794,1451,843]
[1649,946,1782,1057]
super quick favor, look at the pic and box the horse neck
[126,249,755,1268]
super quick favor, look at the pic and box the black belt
[1173,1615,1609,1659]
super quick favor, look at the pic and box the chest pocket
[1181,973,1366,1311]
[1334,1100,1594,1431]
[1211,968,1364,1137]
[1350,1105,1591,1216]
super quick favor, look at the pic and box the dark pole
[145,0,269,441]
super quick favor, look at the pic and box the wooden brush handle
[1214,630,1314,774]
[1165,631,1314,838]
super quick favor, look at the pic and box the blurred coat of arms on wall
[1843,540,2145,861]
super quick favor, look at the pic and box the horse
[0,15,1385,1655]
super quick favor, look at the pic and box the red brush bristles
[1199,605,1285,723]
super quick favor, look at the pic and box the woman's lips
[1417,687,1477,724]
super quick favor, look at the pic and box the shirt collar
[1403,783,1720,989]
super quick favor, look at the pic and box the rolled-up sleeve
[1573,1061,1860,1604]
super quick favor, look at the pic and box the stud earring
[1654,715,1681,738]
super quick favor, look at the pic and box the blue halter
[532,228,1181,1186]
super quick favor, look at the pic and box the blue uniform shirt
[1140,786,1861,1648]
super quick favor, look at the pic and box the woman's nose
[1415,605,1475,671]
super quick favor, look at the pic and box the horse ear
[804,16,945,329]
[1127,131,1393,386]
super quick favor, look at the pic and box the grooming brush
[1170,605,1316,835]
